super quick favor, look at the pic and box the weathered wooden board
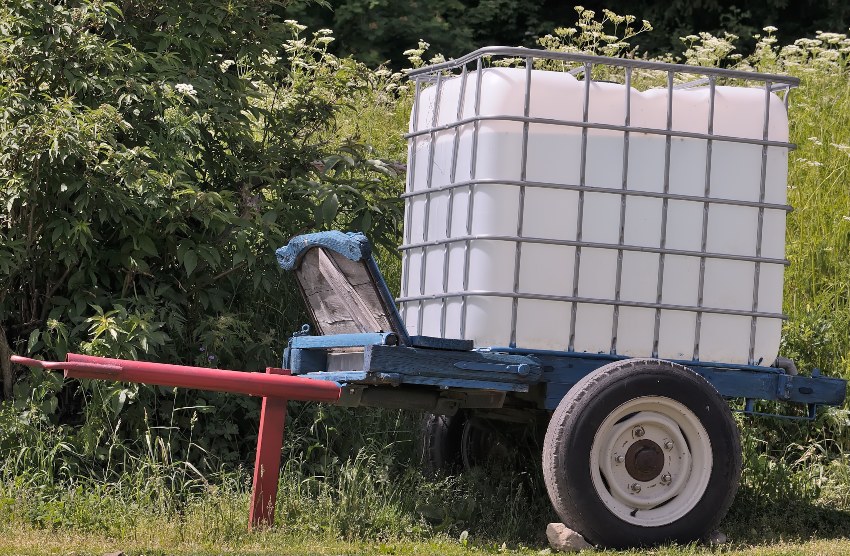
[296,248,398,337]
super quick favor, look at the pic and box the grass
[4,515,850,555]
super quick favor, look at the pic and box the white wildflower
[763,25,778,33]
[817,31,846,44]
[174,83,196,95]
[219,59,235,72]
[795,38,822,48]
[283,19,307,32]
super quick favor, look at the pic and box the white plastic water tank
[399,66,789,365]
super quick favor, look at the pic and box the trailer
[273,47,848,546]
[12,47,848,548]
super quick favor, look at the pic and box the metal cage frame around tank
[397,46,799,365]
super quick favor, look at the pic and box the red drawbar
[62,354,340,402]
[11,353,342,530]
[249,368,290,529]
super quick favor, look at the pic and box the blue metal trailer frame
[277,231,846,418]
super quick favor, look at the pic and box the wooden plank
[296,249,396,336]
[409,335,474,351]
[364,345,542,384]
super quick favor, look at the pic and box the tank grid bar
[400,178,793,212]
[404,116,796,150]
[406,46,800,86]
[693,77,717,361]
[416,72,445,337]
[396,290,786,320]
[439,64,469,339]
[459,58,485,341]
[399,235,789,266]
[567,62,593,352]
[509,57,534,347]
[750,81,773,364]
[401,46,796,360]
[399,78,422,328]
[651,71,676,358]
[610,66,632,355]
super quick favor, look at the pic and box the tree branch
[39,265,73,323]
[213,261,247,281]
[0,325,12,401]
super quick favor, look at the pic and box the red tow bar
[11,354,341,530]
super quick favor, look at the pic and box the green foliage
[285,0,850,71]
[0,0,407,469]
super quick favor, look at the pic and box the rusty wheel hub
[624,439,665,482]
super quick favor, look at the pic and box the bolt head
[664,440,674,450]
[629,482,642,493]
[633,426,645,438]
[615,454,625,464]
[661,473,672,485]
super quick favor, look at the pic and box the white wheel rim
[589,395,713,527]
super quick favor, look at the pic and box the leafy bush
[0,0,407,467]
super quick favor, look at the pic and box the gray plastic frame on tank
[397,46,799,365]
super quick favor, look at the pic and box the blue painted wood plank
[394,375,530,392]
[363,345,543,383]
[299,371,401,386]
[290,333,397,349]
[299,370,528,392]
[409,336,474,351]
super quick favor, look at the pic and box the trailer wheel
[421,411,529,475]
[542,358,741,548]
[421,413,463,475]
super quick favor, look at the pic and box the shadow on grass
[723,487,850,544]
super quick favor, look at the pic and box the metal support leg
[249,367,290,530]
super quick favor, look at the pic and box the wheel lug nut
[614,454,625,464]
[664,440,674,450]
[633,426,645,438]
[629,483,642,493]
[661,473,672,485]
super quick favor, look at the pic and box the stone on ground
[546,523,592,552]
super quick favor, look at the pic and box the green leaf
[321,194,339,226]
[27,330,41,354]
[183,251,198,276]
[137,235,158,256]
[359,210,372,232]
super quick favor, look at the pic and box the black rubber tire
[421,411,539,475]
[420,413,464,476]
[542,358,742,548]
